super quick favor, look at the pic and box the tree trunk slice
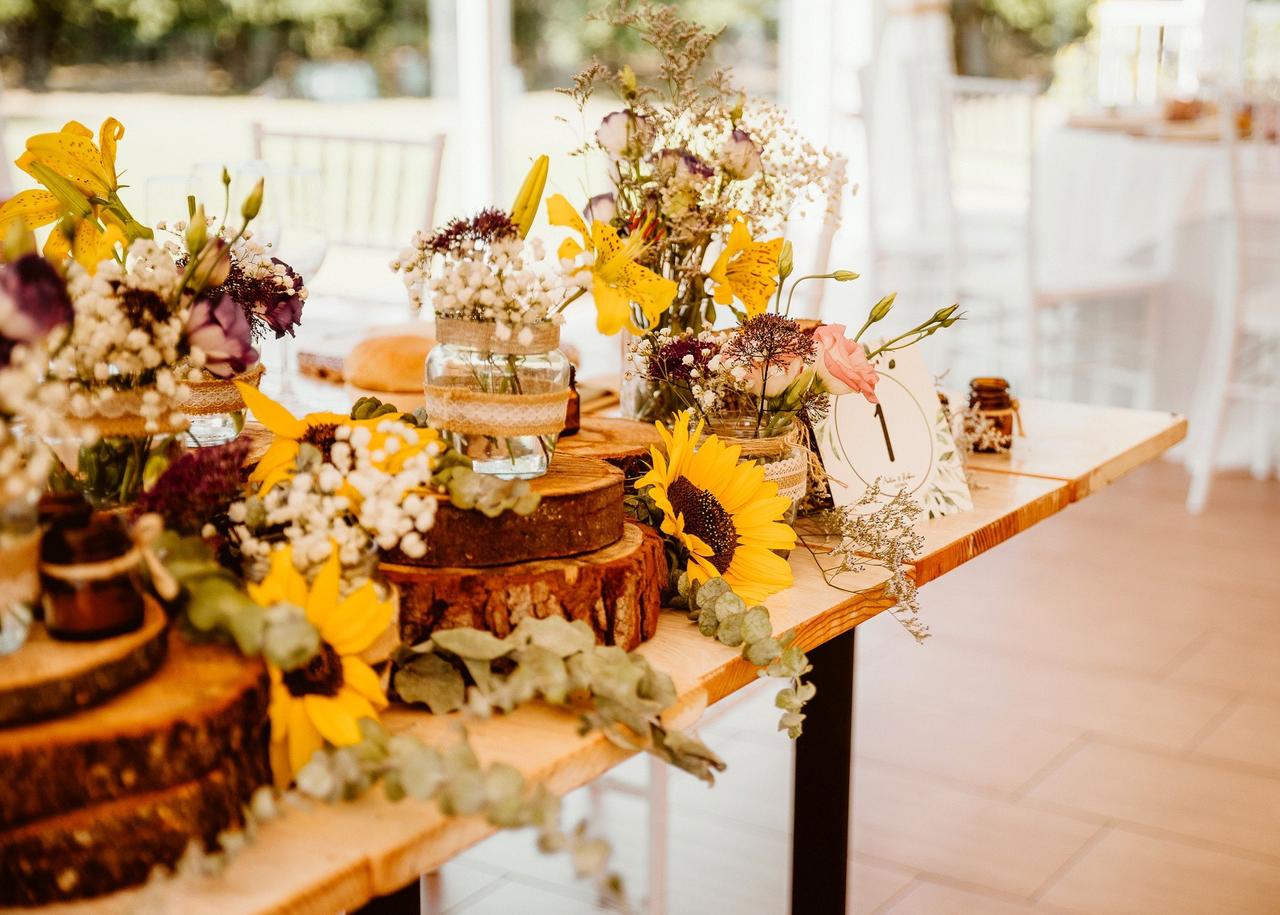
[558,416,661,479]
[0,632,270,831]
[0,598,169,728]
[0,752,268,906]
[386,453,626,568]
[383,522,667,651]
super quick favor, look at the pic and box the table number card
[814,348,973,517]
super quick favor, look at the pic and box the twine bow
[37,512,179,601]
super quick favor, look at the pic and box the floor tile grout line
[867,876,920,914]
[1026,821,1112,904]
[1155,625,1217,680]
[1180,692,1244,754]
[1060,727,1280,785]
[1009,734,1091,800]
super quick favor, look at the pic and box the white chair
[941,75,1169,405]
[1186,100,1280,512]
[251,125,446,252]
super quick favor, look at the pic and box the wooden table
[37,400,1186,915]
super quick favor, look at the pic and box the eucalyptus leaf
[713,591,746,622]
[513,645,571,704]
[740,606,772,643]
[744,636,781,666]
[394,653,466,715]
[654,728,727,784]
[694,577,730,608]
[431,627,512,661]
[512,616,595,658]
[716,612,745,648]
[696,606,718,637]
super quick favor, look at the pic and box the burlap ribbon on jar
[423,384,570,438]
[60,386,189,438]
[38,514,179,601]
[181,363,265,417]
[731,432,810,506]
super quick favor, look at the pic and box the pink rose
[812,323,879,403]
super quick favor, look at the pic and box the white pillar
[1194,0,1248,89]
[456,0,505,209]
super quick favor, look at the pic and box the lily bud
[832,270,860,282]
[185,205,208,254]
[933,303,959,323]
[619,64,637,96]
[778,241,794,281]
[241,178,265,221]
[869,292,896,322]
[192,238,232,288]
[221,166,232,188]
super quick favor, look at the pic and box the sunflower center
[302,423,340,459]
[667,475,737,573]
[282,641,344,697]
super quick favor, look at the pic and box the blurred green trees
[953,0,1095,78]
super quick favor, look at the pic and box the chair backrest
[1246,2,1280,86]
[1094,0,1201,106]
[251,125,446,251]
[1219,95,1280,307]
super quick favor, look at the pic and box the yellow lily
[236,382,439,498]
[41,212,127,273]
[17,119,121,200]
[708,212,784,318]
[251,545,391,779]
[547,193,677,335]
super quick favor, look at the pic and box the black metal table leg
[352,876,420,915]
[790,627,856,915]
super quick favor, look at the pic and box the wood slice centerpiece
[0,632,271,905]
[558,415,661,479]
[0,597,169,728]
[388,452,626,568]
[384,522,667,651]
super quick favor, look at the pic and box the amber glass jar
[40,512,145,641]
[968,377,1016,453]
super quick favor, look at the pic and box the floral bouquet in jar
[554,2,846,422]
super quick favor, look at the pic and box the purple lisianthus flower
[596,110,647,159]
[656,148,714,183]
[186,292,259,379]
[0,254,73,366]
[253,259,305,339]
[583,193,618,225]
[720,128,762,180]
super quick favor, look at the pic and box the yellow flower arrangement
[250,545,392,779]
[707,212,785,318]
[235,382,440,498]
[546,193,677,335]
[0,118,150,272]
[637,411,796,603]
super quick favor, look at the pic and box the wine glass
[260,167,328,397]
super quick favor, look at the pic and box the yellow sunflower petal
[269,676,292,740]
[236,382,306,439]
[303,693,364,747]
[324,583,393,655]
[287,699,325,775]
[342,656,388,708]
[305,551,342,630]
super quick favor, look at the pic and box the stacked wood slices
[383,418,667,651]
[0,598,271,905]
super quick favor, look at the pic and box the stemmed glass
[265,168,328,398]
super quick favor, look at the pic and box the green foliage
[296,719,627,905]
[154,531,321,670]
[675,573,815,738]
[392,616,726,784]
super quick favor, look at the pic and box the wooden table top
[33,401,1187,915]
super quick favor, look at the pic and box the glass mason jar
[424,318,570,479]
[698,409,809,526]
[0,491,40,654]
[180,363,263,447]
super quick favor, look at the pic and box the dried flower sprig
[809,481,928,642]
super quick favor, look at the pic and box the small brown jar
[969,377,1017,453]
[40,511,145,641]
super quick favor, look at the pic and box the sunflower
[235,382,439,497]
[637,411,796,603]
[707,212,784,318]
[250,546,392,779]
[546,193,677,335]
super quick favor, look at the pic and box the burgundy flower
[186,292,259,379]
[0,254,72,366]
[134,437,250,535]
[254,259,305,339]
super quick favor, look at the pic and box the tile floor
[423,460,1280,914]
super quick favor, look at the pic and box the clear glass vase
[180,364,262,448]
[697,409,809,526]
[44,428,185,509]
[424,319,570,479]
